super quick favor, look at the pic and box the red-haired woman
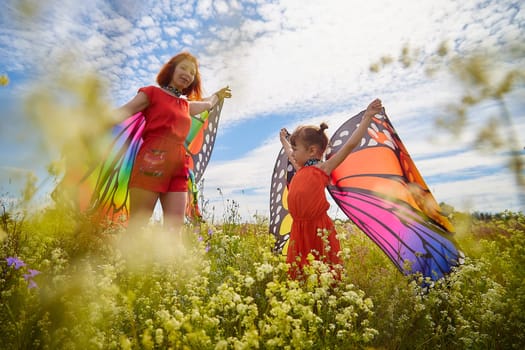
[117,52,231,231]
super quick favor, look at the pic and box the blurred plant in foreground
[370,42,525,209]
[22,57,116,207]
[0,74,9,86]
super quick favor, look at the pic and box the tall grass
[1,195,524,349]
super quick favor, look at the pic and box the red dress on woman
[286,164,343,278]
[129,86,192,193]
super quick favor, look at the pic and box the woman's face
[170,59,196,90]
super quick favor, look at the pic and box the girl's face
[292,139,314,167]
[170,59,196,90]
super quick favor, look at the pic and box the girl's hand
[364,98,383,118]
[215,86,232,100]
[280,128,290,142]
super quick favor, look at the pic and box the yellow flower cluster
[0,74,9,86]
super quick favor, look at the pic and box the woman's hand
[214,86,232,100]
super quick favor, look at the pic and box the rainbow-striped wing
[81,112,144,223]
[186,99,224,183]
[185,99,224,220]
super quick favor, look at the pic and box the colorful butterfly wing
[83,112,144,223]
[269,145,296,255]
[187,99,224,183]
[326,110,461,280]
[185,99,225,221]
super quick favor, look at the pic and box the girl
[279,98,383,278]
[116,52,231,231]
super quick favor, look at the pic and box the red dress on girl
[286,163,343,279]
[129,86,192,193]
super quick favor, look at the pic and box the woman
[117,52,231,231]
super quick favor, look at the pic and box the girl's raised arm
[320,98,382,175]
[280,128,301,171]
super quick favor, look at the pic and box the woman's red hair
[156,52,202,100]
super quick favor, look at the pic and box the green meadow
[1,196,524,349]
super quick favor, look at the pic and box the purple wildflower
[23,269,41,281]
[28,280,38,289]
[6,258,41,289]
[6,257,26,270]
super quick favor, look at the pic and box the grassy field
[1,199,524,349]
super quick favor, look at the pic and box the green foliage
[1,197,524,349]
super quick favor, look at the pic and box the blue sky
[1,0,524,221]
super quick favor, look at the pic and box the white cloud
[200,140,278,221]
[0,0,523,222]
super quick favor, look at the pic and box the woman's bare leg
[159,191,187,231]
[129,188,160,231]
